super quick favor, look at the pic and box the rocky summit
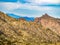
[0,11,60,45]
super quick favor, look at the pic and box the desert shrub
[0,34,16,45]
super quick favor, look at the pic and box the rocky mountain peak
[34,13,52,22]
[40,13,52,19]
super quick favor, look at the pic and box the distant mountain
[7,13,20,18]
[7,13,34,21]
[0,11,60,45]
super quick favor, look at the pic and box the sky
[0,0,60,18]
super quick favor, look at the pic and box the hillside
[0,11,60,45]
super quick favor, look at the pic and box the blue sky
[0,0,60,18]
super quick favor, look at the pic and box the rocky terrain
[0,11,60,45]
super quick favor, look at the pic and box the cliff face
[0,12,60,45]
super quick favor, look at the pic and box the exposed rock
[0,11,60,45]
[35,13,60,36]
[18,18,26,21]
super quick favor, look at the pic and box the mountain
[7,13,34,21]
[35,13,60,36]
[0,11,60,45]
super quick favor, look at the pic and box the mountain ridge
[7,13,34,21]
[0,11,60,45]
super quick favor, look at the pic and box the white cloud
[0,2,36,11]
[0,0,59,11]
[26,0,60,4]
[0,2,53,11]
[0,2,22,10]
[27,0,60,4]
[0,1,60,17]
[0,2,54,16]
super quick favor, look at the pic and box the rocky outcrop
[0,12,60,45]
[35,13,60,36]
